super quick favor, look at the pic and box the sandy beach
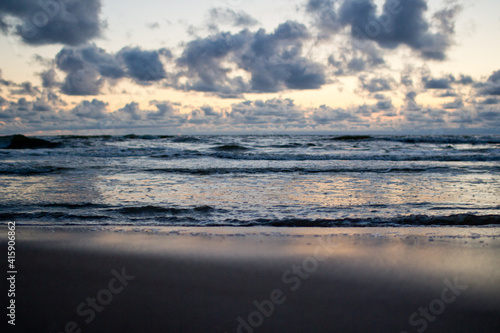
[2,226,499,333]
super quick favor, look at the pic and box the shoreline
[2,226,500,332]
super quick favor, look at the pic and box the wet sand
[2,226,500,332]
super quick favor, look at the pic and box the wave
[209,152,500,162]
[0,134,60,149]
[232,214,500,227]
[5,212,499,227]
[42,203,111,209]
[330,135,374,141]
[0,212,110,221]
[145,166,454,175]
[211,144,250,151]
[171,136,203,143]
[113,205,215,215]
[380,136,500,145]
[0,165,73,175]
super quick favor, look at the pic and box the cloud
[0,70,13,86]
[70,99,107,119]
[0,0,105,46]
[54,44,171,95]
[228,98,307,125]
[146,22,160,30]
[360,75,394,93]
[307,0,459,60]
[405,91,421,111]
[311,105,360,125]
[208,8,258,28]
[375,99,393,111]
[177,21,325,96]
[423,75,454,89]
[477,97,499,105]
[40,68,59,88]
[456,74,474,85]
[306,0,342,38]
[347,58,366,72]
[146,101,176,120]
[11,81,40,95]
[119,47,169,82]
[442,98,463,110]
[118,102,142,121]
[476,70,500,96]
[438,90,458,98]
[61,69,104,95]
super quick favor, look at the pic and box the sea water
[0,134,499,227]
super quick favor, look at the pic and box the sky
[0,0,499,135]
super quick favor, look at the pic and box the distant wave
[113,205,215,215]
[145,166,455,175]
[209,152,500,162]
[0,212,110,221]
[380,136,500,145]
[6,134,496,147]
[330,135,374,141]
[238,214,500,227]
[211,144,250,151]
[4,212,499,227]
[0,164,73,175]
[0,134,60,149]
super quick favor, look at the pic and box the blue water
[1,134,499,226]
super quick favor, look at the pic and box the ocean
[1,134,499,227]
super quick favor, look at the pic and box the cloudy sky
[0,0,499,135]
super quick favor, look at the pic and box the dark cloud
[433,5,461,35]
[177,21,325,95]
[119,47,168,82]
[61,69,103,95]
[478,97,499,105]
[11,81,40,95]
[0,0,105,46]
[438,90,458,98]
[360,76,394,93]
[176,30,250,95]
[311,105,360,125]
[307,0,458,60]
[306,0,342,38]
[402,107,447,125]
[442,98,463,110]
[71,99,107,119]
[40,68,59,88]
[0,70,13,86]
[477,110,500,123]
[476,70,500,96]
[118,102,142,121]
[56,45,125,79]
[456,74,474,85]
[347,58,366,72]
[146,101,176,120]
[54,44,170,95]
[423,76,454,89]
[209,8,258,28]
[405,91,421,111]
[146,22,160,30]
[228,98,307,125]
[375,99,393,111]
